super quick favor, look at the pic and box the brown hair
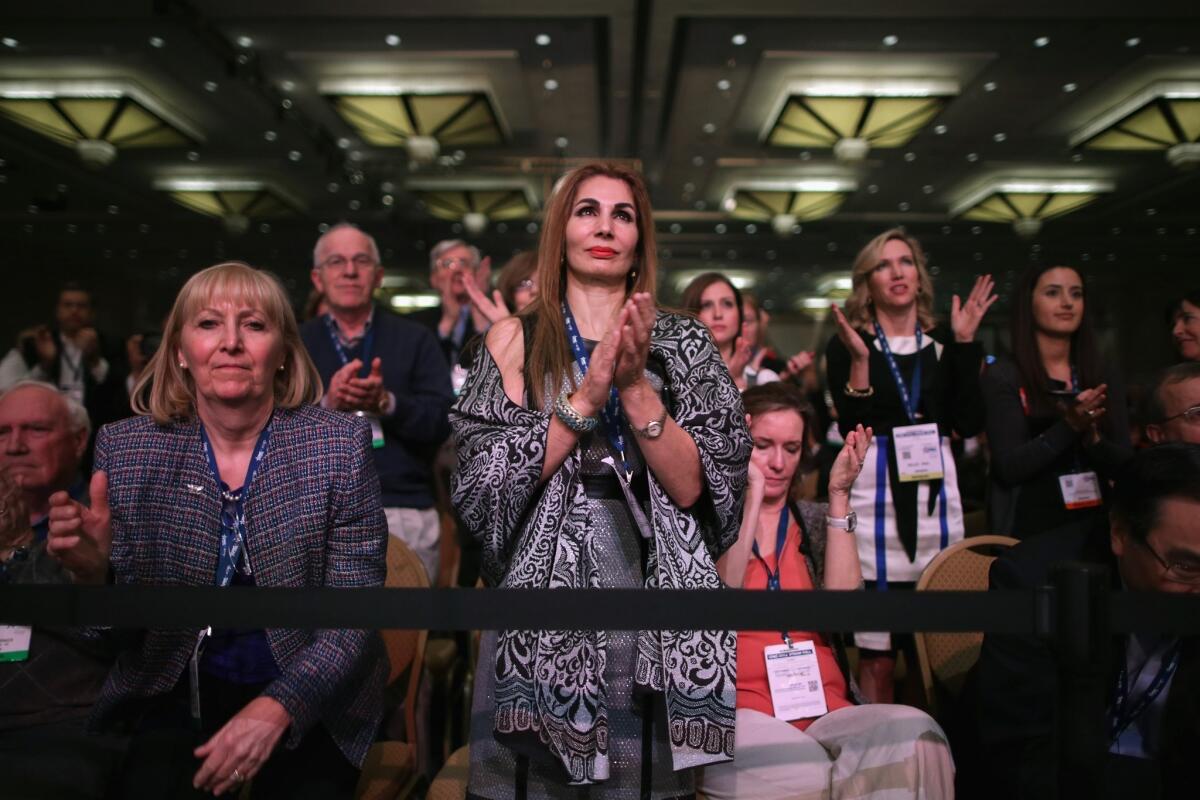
[521,162,658,409]
[496,250,538,311]
[131,262,323,424]
[679,272,744,354]
[742,382,818,474]
[844,228,936,332]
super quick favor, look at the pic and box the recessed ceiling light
[535,33,551,46]
[702,122,716,134]
[236,35,253,48]
[280,98,293,109]
[263,130,277,141]
[695,200,707,210]
[898,201,911,211]
[287,150,302,161]
[922,185,934,194]
[1063,82,1078,92]
[1071,152,1084,162]
[867,184,879,194]
[543,78,559,91]
[348,150,363,161]
[382,194,395,206]
[993,132,1007,142]
[731,33,747,46]
[336,137,351,149]
[186,150,200,161]
[966,152,980,162]
[934,124,948,135]
[1111,226,1121,235]
[385,34,401,47]
[203,81,218,92]
[670,223,682,234]
[971,226,982,235]
[1125,37,1141,47]
[904,151,917,162]
[1034,36,1050,47]
[349,200,362,210]
[983,81,997,92]
[882,35,899,47]
[716,79,732,91]
[327,182,340,193]
[149,36,165,48]
[280,80,295,92]
[692,155,705,166]
[799,151,812,161]
[745,223,757,234]
[1146,208,1157,215]
[526,222,539,234]
[107,205,119,215]
[555,136,569,148]
[2,38,18,48]
[715,223,727,234]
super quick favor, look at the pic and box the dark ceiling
[1,0,1197,368]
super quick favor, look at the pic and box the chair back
[384,535,429,704]
[914,534,1019,715]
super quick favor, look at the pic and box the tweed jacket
[90,405,388,767]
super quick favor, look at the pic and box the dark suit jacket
[90,406,388,767]
[975,527,1200,799]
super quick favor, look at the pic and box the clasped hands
[569,293,655,418]
[326,357,387,414]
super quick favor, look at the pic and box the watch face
[645,420,664,438]
[846,510,857,532]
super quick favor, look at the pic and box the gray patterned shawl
[450,311,750,785]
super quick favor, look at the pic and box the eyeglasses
[434,257,478,272]
[1135,537,1200,585]
[321,254,378,272]
[1160,405,1200,425]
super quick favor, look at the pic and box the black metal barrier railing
[2,563,1195,797]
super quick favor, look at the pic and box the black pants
[113,674,359,799]
[0,718,128,799]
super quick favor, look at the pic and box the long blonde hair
[132,262,322,424]
[521,162,658,409]
[843,228,936,332]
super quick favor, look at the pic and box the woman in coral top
[699,382,954,800]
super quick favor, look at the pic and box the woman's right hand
[831,304,870,363]
[571,313,624,417]
[828,424,873,499]
[46,471,112,584]
[1063,385,1108,433]
[746,460,766,509]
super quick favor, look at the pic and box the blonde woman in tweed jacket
[47,263,388,799]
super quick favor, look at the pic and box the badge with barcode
[1059,471,1102,510]
[764,640,828,721]
[0,626,32,662]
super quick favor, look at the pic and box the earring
[278,364,285,372]
[179,361,186,369]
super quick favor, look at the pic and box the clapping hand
[613,293,656,391]
[46,471,111,584]
[780,350,815,382]
[1063,384,1108,435]
[950,274,998,343]
[326,357,386,413]
[828,424,873,499]
[463,275,513,325]
[830,304,870,364]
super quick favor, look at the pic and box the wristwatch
[825,510,857,532]
[630,406,667,439]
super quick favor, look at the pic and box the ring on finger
[231,768,243,783]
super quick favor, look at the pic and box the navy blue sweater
[301,307,453,508]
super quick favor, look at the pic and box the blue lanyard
[1109,639,1182,743]
[753,507,793,643]
[561,301,631,480]
[323,313,374,378]
[873,321,923,424]
[199,419,272,587]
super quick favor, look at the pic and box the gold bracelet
[843,382,874,398]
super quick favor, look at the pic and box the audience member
[975,443,1200,799]
[1144,362,1200,445]
[682,271,780,389]
[742,292,816,386]
[0,284,127,435]
[0,379,90,541]
[48,262,388,798]
[301,224,453,582]
[1167,290,1200,362]
[981,264,1131,539]
[407,239,493,382]
[700,383,953,799]
[0,389,124,800]
[824,227,995,703]
[452,162,749,796]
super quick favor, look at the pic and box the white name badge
[356,410,386,450]
[0,625,32,663]
[893,422,945,482]
[1059,471,1103,510]
[764,640,828,721]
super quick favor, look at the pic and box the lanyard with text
[199,420,272,587]
[562,301,631,480]
[323,313,375,378]
[873,321,923,423]
[1109,639,1182,744]
[753,507,794,644]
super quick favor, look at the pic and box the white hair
[312,222,381,268]
[0,379,91,439]
[428,239,481,272]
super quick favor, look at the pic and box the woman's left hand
[828,424,873,498]
[613,293,655,390]
[193,696,291,796]
[463,273,513,325]
[950,274,998,343]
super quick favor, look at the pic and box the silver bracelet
[554,391,599,433]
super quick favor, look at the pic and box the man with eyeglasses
[1145,362,1200,445]
[973,443,1200,799]
[405,239,493,387]
[300,223,453,581]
